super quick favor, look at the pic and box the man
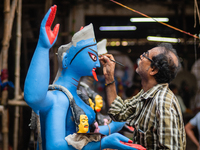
[185,112,200,150]
[99,43,186,150]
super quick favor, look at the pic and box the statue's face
[78,115,89,133]
[68,38,100,81]
[95,95,103,112]
[89,98,94,110]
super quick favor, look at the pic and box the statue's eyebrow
[69,44,97,65]
[89,48,98,55]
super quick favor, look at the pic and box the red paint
[120,141,146,150]
[96,109,101,112]
[71,82,77,87]
[128,139,133,143]
[72,78,79,82]
[92,69,98,81]
[45,5,59,44]
[1,69,8,81]
[127,126,134,131]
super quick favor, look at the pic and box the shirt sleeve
[190,112,200,127]
[108,92,141,122]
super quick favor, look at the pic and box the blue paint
[24,5,137,150]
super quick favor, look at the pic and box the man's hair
[150,43,181,83]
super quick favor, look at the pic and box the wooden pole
[1,0,18,72]
[1,0,18,150]
[45,0,53,13]
[13,0,22,149]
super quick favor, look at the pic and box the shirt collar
[140,83,168,100]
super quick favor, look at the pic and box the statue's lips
[92,68,98,81]
[84,125,89,128]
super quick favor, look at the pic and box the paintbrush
[99,55,124,67]
[109,58,124,67]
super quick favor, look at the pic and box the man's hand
[38,5,60,49]
[99,54,115,83]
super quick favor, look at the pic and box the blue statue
[24,5,137,150]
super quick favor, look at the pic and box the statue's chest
[65,100,96,135]
[73,97,96,124]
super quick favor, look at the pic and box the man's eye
[88,52,97,61]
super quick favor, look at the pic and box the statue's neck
[54,68,81,93]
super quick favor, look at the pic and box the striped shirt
[108,83,186,150]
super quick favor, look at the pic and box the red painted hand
[45,5,60,44]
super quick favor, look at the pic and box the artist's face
[78,115,89,133]
[136,47,160,78]
[95,95,103,112]
[69,39,100,81]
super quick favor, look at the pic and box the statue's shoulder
[48,84,71,106]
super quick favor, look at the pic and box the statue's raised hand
[38,5,60,49]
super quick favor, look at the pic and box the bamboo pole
[13,0,22,149]
[8,100,27,106]
[1,0,18,72]
[2,108,8,150]
[45,0,53,13]
[1,0,18,150]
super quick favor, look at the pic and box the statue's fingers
[45,5,57,28]
[53,24,60,37]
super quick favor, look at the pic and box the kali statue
[24,5,137,150]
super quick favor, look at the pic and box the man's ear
[150,67,158,75]
[62,52,69,68]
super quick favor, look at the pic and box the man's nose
[140,54,143,59]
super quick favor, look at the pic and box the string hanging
[110,0,199,40]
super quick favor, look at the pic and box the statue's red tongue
[92,69,98,81]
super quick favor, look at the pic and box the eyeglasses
[142,52,154,63]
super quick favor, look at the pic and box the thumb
[53,24,60,36]
[117,134,133,143]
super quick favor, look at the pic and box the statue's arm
[99,121,125,135]
[24,5,59,111]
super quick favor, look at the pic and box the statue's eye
[88,52,97,61]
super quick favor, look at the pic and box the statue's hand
[38,5,60,49]
[102,133,137,150]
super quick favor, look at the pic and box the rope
[110,0,200,40]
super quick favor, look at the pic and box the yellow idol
[77,115,89,133]
[95,95,103,112]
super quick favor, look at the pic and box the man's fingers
[103,55,110,63]
[99,56,108,66]
[104,54,115,61]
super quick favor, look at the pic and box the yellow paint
[78,115,89,133]
[95,95,103,112]
[89,98,94,110]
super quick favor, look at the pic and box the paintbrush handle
[109,58,124,67]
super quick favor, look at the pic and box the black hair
[150,43,181,83]
[169,83,177,91]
